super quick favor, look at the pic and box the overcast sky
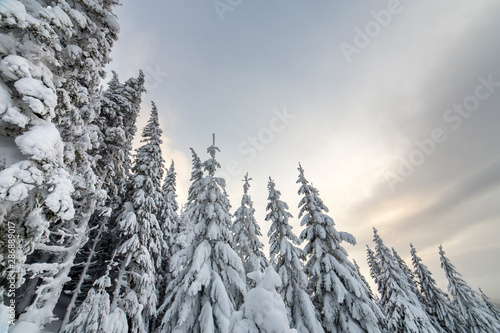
[107,0,500,301]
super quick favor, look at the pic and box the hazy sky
[108,0,500,301]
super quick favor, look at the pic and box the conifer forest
[1,1,499,332]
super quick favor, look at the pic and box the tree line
[1,1,499,332]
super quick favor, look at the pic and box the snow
[45,170,75,220]
[0,304,10,333]
[0,84,27,127]
[230,267,297,333]
[15,78,57,117]
[105,13,120,33]
[0,0,28,27]
[10,321,41,333]
[104,308,128,333]
[15,122,64,164]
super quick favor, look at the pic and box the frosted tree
[159,160,180,267]
[439,245,500,332]
[110,102,165,333]
[372,229,438,333]
[409,244,464,332]
[353,259,375,301]
[366,245,381,286]
[62,254,116,333]
[176,148,203,247]
[232,173,268,276]
[62,70,146,329]
[297,164,383,333]
[0,0,74,305]
[392,248,420,298]
[158,135,246,333]
[229,267,298,333]
[1,0,121,330]
[154,160,180,331]
[479,288,500,322]
[266,177,323,333]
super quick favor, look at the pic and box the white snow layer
[230,267,297,333]
[15,122,64,164]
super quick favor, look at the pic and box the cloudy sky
[107,0,500,301]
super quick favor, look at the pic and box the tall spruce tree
[479,288,500,322]
[158,135,246,333]
[232,173,268,276]
[61,70,145,330]
[159,160,180,269]
[154,160,180,331]
[176,148,203,248]
[0,1,120,330]
[353,259,375,301]
[410,244,464,333]
[439,245,500,332]
[297,164,383,333]
[392,248,420,298]
[110,102,165,333]
[366,245,381,287]
[266,177,323,333]
[372,229,438,333]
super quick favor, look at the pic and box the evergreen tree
[439,245,500,332]
[392,247,420,298]
[154,160,180,331]
[159,160,180,266]
[0,1,120,330]
[110,102,165,333]
[176,148,203,248]
[232,173,268,276]
[62,255,116,333]
[229,267,297,333]
[479,288,500,322]
[158,135,246,333]
[372,229,438,333]
[410,244,465,333]
[266,177,323,333]
[61,70,145,329]
[297,164,383,333]
[366,245,381,286]
[353,259,375,301]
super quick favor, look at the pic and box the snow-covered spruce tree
[0,0,74,305]
[266,177,323,333]
[479,288,500,322]
[297,164,383,333]
[154,160,180,331]
[61,70,146,330]
[410,244,465,333]
[232,173,268,277]
[372,229,438,333]
[62,253,116,333]
[158,135,246,333]
[159,160,180,272]
[353,259,375,302]
[0,0,120,330]
[439,245,500,332]
[176,148,203,248]
[110,102,166,333]
[392,247,420,298]
[229,267,298,333]
[366,245,381,287]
